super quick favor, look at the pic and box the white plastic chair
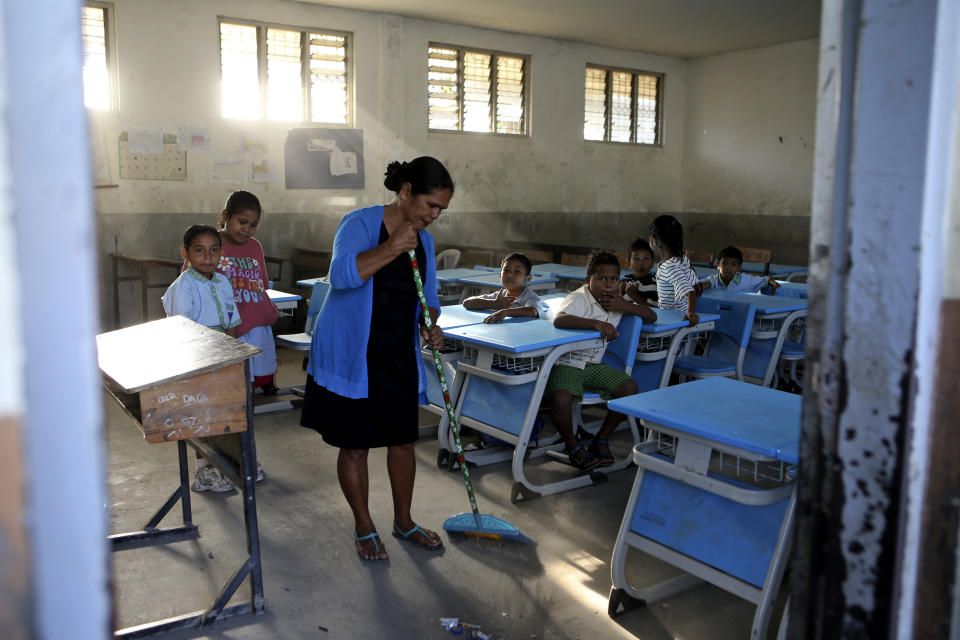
[435,249,461,270]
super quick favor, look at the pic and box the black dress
[300,223,427,449]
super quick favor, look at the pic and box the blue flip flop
[392,522,443,551]
[354,531,387,561]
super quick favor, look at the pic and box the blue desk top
[741,262,808,276]
[266,289,301,303]
[436,268,489,283]
[444,317,600,354]
[296,276,327,288]
[642,308,720,333]
[436,305,491,329]
[458,272,558,287]
[702,290,807,314]
[777,442,799,465]
[530,263,583,276]
[774,281,809,299]
[608,378,800,461]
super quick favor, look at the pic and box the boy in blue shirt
[699,246,779,294]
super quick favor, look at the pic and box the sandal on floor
[392,522,443,551]
[567,444,600,470]
[354,531,388,561]
[588,438,615,467]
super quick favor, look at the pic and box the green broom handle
[408,250,481,519]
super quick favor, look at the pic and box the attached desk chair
[437,318,632,502]
[702,291,808,388]
[631,308,720,392]
[97,316,265,637]
[672,298,757,382]
[607,378,799,640]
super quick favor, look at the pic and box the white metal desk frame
[437,320,639,502]
[265,288,301,318]
[607,382,798,639]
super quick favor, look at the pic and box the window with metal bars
[428,44,527,135]
[584,65,662,145]
[219,18,350,123]
[81,3,113,110]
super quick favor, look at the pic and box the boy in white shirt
[546,251,655,469]
[699,246,779,294]
[462,252,544,323]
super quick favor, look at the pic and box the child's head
[219,190,262,246]
[181,224,222,278]
[716,246,744,282]
[648,215,684,259]
[627,238,655,277]
[585,251,622,301]
[499,252,532,292]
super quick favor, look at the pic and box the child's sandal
[588,438,615,467]
[567,444,600,470]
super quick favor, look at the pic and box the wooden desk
[109,253,182,327]
[97,316,265,637]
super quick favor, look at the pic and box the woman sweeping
[301,157,453,561]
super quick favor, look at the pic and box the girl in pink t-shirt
[217,191,279,385]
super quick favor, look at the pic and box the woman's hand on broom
[421,324,443,350]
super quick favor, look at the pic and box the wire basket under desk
[648,431,791,486]
[460,345,545,375]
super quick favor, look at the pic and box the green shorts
[545,363,632,403]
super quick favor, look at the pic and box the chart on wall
[285,128,364,189]
[118,130,187,181]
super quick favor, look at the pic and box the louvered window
[81,3,113,110]
[584,65,662,145]
[428,44,527,135]
[219,18,350,124]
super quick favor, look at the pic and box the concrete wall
[96,0,818,326]
[682,39,818,216]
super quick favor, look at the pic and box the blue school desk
[773,281,809,299]
[607,377,799,639]
[700,291,807,387]
[265,288,301,318]
[632,308,720,392]
[530,262,584,277]
[420,305,491,419]
[435,267,492,303]
[295,276,327,288]
[437,318,637,501]
[458,271,559,299]
[741,262,808,281]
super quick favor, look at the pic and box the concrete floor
[106,351,770,640]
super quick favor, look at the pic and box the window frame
[427,42,530,137]
[82,1,119,112]
[584,63,664,146]
[217,16,353,125]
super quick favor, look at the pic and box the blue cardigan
[306,205,441,402]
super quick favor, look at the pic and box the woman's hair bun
[383,161,407,191]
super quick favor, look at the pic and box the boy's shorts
[545,363,631,403]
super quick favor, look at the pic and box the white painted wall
[95,0,687,218]
[682,39,818,215]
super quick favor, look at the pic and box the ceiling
[299,0,822,59]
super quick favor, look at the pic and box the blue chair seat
[582,391,602,401]
[673,354,737,375]
[780,341,804,358]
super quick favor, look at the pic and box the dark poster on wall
[284,128,364,189]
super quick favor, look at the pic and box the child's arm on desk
[463,290,514,310]
[483,305,538,323]
[555,312,619,341]
[683,292,699,326]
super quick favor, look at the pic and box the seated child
[162,225,241,336]
[162,225,241,494]
[621,237,658,306]
[546,251,655,470]
[462,252,543,323]
[699,246,780,294]
[649,215,699,325]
